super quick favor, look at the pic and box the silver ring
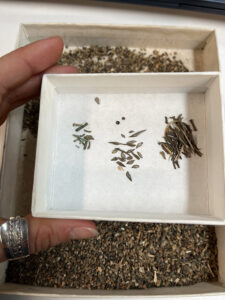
[0,216,29,260]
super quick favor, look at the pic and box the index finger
[0,36,64,96]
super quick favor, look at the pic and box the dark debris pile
[7,222,218,289]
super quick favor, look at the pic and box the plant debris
[109,129,146,181]
[6,223,218,289]
[158,114,203,169]
[95,97,100,104]
[22,97,40,137]
[129,130,146,138]
[160,151,166,160]
[73,122,94,150]
[126,171,132,181]
[190,119,197,131]
[59,46,189,73]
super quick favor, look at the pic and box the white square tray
[32,72,225,225]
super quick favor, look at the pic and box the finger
[26,215,98,254]
[0,36,64,96]
[0,216,98,262]
[5,65,78,108]
[0,65,78,125]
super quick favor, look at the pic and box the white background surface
[1,0,225,299]
[51,92,206,214]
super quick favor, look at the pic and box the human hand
[0,37,98,262]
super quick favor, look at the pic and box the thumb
[0,215,98,262]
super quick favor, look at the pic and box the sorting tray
[0,23,221,221]
[32,72,225,224]
[1,23,225,299]
[17,23,220,72]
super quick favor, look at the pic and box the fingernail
[70,227,98,240]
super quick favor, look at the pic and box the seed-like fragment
[127,156,133,160]
[137,151,143,158]
[126,141,136,147]
[121,152,126,160]
[119,157,126,162]
[87,142,91,149]
[112,148,118,154]
[121,134,126,138]
[95,97,100,104]
[129,130,134,134]
[175,161,180,168]
[84,129,92,133]
[75,122,88,132]
[190,119,197,131]
[111,157,118,161]
[83,141,88,150]
[129,130,146,138]
[126,171,132,182]
[85,135,94,140]
[73,133,85,138]
[131,152,140,160]
[109,142,122,145]
[125,143,135,148]
[132,165,140,168]
[160,151,166,160]
[127,143,136,148]
[136,142,143,149]
[117,161,126,167]
[127,160,135,165]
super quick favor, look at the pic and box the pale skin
[0,37,98,262]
